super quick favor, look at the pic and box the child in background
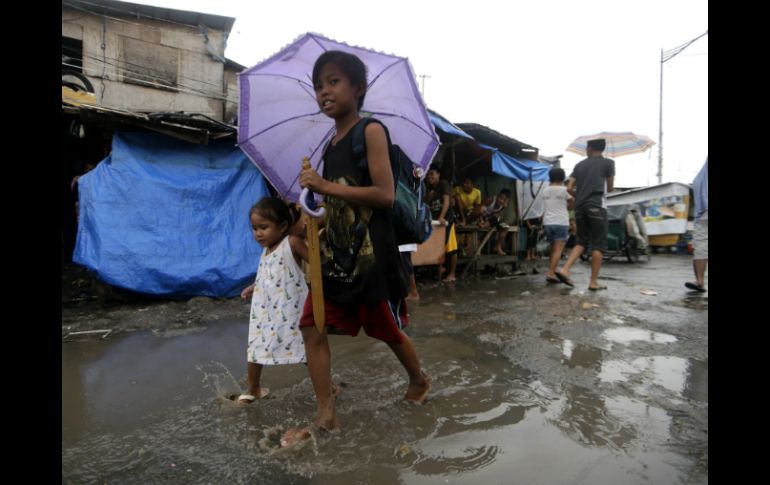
[542,168,573,283]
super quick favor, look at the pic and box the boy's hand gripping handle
[299,158,324,217]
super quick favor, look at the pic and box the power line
[61,17,228,62]
[64,56,233,103]
[63,60,237,104]
[62,1,231,68]
[657,30,708,185]
[662,30,708,63]
[62,44,227,92]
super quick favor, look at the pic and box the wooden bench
[455,224,519,277]
[409,222,519,278]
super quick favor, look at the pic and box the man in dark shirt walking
[555,139,615,290]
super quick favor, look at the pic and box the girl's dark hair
[250,197,298,227]
[549,168,566,183]
[312,50,368,110]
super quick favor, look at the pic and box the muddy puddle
[62,255,707,484]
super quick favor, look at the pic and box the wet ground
[62,254,707,484]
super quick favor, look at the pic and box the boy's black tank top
[320,119,406,304]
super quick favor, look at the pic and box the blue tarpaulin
[482,143,551,181]
[74,132,270,298]
[428,110,474,139]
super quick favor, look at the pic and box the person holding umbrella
[281,51,432,448]
[555,138,615,290]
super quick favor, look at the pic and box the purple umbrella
[238,32,440,203]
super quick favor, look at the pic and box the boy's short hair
[549,168,566,183]
[312,51,368,110]
[499,188,512,198]
[587,138,606,152]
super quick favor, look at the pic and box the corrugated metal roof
[62,101,236,145]
[62,0,236,33]
[224,58,246,72]
[456,123,538,159]
[607,182,692,199]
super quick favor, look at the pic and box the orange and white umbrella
[566,132,656,158]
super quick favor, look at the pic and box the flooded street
[62,254,707,484]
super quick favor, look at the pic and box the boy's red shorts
[299,292,408,344]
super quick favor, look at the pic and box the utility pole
[419,74,431,101]
[658,30,708,185]
[658,48,664,185]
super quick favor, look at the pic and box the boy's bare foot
[495,249,506,255]
[280,414,340,448]
[280,426,312,448]
[404,372,432,404]
[442,275,456,282]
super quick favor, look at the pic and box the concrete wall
[62,7,227,120]
[223,67,239,124]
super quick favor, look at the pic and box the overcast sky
[128,0,708,188]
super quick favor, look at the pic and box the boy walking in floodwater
[542,168,573,284]
[237,198,308,404]
[283,50,431,447]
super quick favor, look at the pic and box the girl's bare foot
[237,387,270,404]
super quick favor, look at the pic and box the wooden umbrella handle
[301,158,325,332]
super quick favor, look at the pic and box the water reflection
[554,384,637,449]
[601,327,678,348]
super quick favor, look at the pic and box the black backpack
[351,118,433,246]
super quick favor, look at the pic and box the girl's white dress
[248,236,308,365]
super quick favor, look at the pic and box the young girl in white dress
[237,197,308,403]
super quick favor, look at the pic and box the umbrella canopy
[238,32,440,202]
[566,131,656,158]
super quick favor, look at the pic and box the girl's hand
[241,284,255,300]
[299,167,328,194]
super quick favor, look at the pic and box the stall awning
[428,110,474,139]
[481,144,551,181]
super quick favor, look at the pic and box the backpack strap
[350,118,397,186]
[351,118,372,162]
